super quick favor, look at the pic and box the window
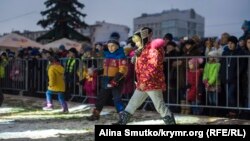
[161,20,176,28]
[188,22,196,29]
[188,30,196,36]
[178,28,187,37]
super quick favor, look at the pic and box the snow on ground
[0,94,250,141]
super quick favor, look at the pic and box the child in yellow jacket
[43,55,68,113]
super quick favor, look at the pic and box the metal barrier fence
[1,56,250,114]
[157,56,250,114]
[1,59,28,95]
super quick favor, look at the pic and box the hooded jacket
[103,47,127,77]
[100,47,128,89]
[135,39,166,91]
[48,63,65,92]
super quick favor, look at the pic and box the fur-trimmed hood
[147,39,166,49]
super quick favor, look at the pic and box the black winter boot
[112,111,132,125]
[0,89,3,107]
[87,109,100,121]
[61,102,69,113]
[163,113,176,125]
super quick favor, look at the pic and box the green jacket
[203,62,220,85]
[0,58,8,78]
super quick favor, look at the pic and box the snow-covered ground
[0,94,249,141]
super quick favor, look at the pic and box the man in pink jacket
[113,27,176,125]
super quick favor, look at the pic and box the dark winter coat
[219,47,246,83]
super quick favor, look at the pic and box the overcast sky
[0,0,249,38]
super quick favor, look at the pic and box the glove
[107,80,118,88]
[203,80,209,88]
[110,80,118,87]
[107,84,113,88]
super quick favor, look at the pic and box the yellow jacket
[48,63,65,92]
[77,67,87,81]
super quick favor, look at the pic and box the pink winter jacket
[135,39,166,91]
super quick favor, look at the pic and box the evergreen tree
[37,0,89,42]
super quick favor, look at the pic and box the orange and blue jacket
[102,47,128,88]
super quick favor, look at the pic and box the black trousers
[95,85,124,112]
[0,88,3,106]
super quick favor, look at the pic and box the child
[83,68,97,104]
[114,27,176,125]
[203,51,220,115]
[43,55,68,113]
[203,51,220,105]
[121,44,136,99]
[64,48,78,100]
[186,58,203,115]
[86,40,128,121]
[0,52,8,107]
[0,52,8,79]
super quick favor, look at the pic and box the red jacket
[187,70,202,101]
[135,39,166,91]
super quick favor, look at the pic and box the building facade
[21,30,48,44]
[134,9,205,39]
[78,21,130,44]
[10,21,129,45]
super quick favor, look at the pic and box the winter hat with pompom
[188,58,203,69]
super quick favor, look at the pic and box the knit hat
[228,36,238,45]
[130,27,153,64]
[208,50,219,57]
[68,48,78,56]
[164,33,173,41]
[188,58,203,69]
[95,42,103,47]
[59,45,65,50]
[107,39,120,47]
[110,32,120,41]
[31,49,40,56]
[133,27,153,48]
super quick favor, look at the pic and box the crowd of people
[1,24,250,122]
